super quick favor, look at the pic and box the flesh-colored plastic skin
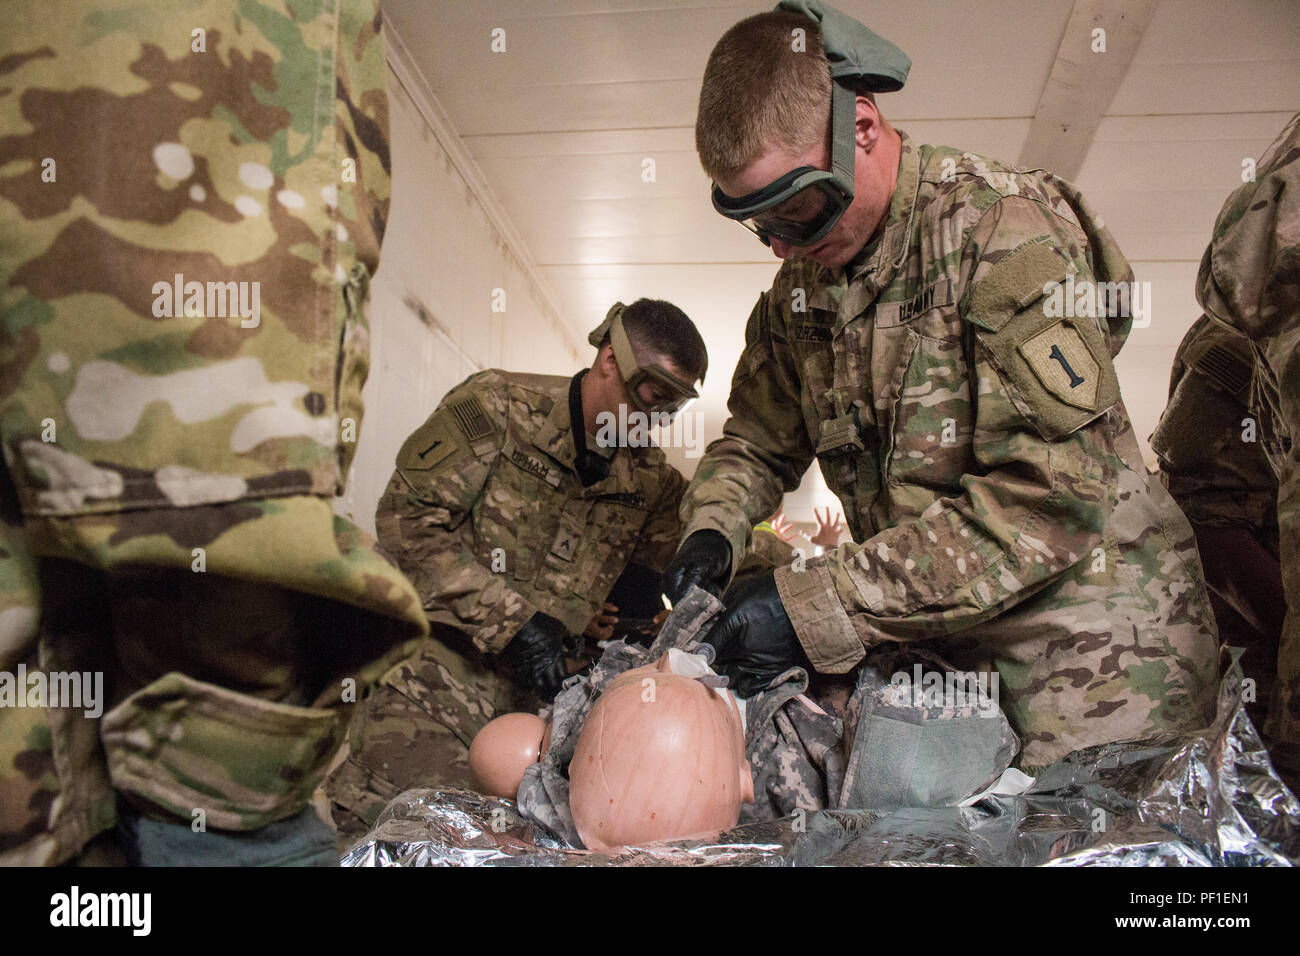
[469,712,547,799]
[569,654,754,850]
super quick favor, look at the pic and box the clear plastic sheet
[341,669,1299,867]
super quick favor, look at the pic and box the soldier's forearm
[779,437,1114,665]
[681,472,784,582]
[681,439,796,562]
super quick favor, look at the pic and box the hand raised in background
[811,507,844,548]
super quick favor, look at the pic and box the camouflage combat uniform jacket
[1196,111,1300,785]
[377,369,686,649]
[325,369,685,840]
[0,0,427,865]
[682,131,1220,770]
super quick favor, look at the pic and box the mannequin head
[569,654,754,850]
[468,712,549,799]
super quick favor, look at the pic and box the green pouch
[837,650,1019,809]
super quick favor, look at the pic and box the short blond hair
[695,11,834,182]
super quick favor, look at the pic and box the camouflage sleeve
[376,371,538,653]
[628,464,687,573]
[1152,316,1278,531]
[1197,112,1300,349]
[679,290,816,576]
[777,195,1123,672]
[1197,111,1300,488]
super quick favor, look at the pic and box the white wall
[336,60,584,536]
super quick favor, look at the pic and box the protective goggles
[711,81,858,248]
[587,304,700,416]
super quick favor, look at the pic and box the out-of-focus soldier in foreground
[1195,111,1300,792]
[324,300,705,846]
[0,0,427,865]
[665,0,1220,772]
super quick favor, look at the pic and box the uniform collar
[532,382,579,470]
[815,130,921,333]
[851,129,920,288]
[531,373,639,494]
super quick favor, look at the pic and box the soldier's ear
[855,96,883,151]
[596,343,620,379]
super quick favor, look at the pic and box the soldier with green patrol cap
[323,298,706,845]
[0,0,427,865]
[1193,111,1300,792]
[664,0,1220,772]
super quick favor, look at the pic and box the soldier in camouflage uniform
[0,0,428,865]
[665,4,1219,772]
[1152,315,1283,727]
[1195,111,1300,791]
[324,299,706,845]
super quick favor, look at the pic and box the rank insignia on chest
[1018,320,1103,410]
[550,528,579,562]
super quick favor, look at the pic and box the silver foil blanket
[342,664,1299,866]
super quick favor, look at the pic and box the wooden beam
[1018,0,1161,180]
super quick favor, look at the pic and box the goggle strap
[830,80,857,196]
[601,304,700,412]
[588,301,624,348]
[608,313,643,384]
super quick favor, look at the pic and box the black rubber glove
[701,571,810,698]
[503,611,570,701]
[662,529,733,606]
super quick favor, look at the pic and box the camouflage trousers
[324,625,536,849]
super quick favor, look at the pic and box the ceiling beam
[1018,0,1161,179]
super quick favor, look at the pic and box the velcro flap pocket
[967,244,1120,440]
[101,671,341,831]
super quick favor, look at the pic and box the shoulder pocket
[966,243,1119,440]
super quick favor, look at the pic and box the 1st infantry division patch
[1018,320,1102,410]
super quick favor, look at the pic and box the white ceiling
[383,0,1300,519]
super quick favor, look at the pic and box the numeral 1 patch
[1018,320,1102,410]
